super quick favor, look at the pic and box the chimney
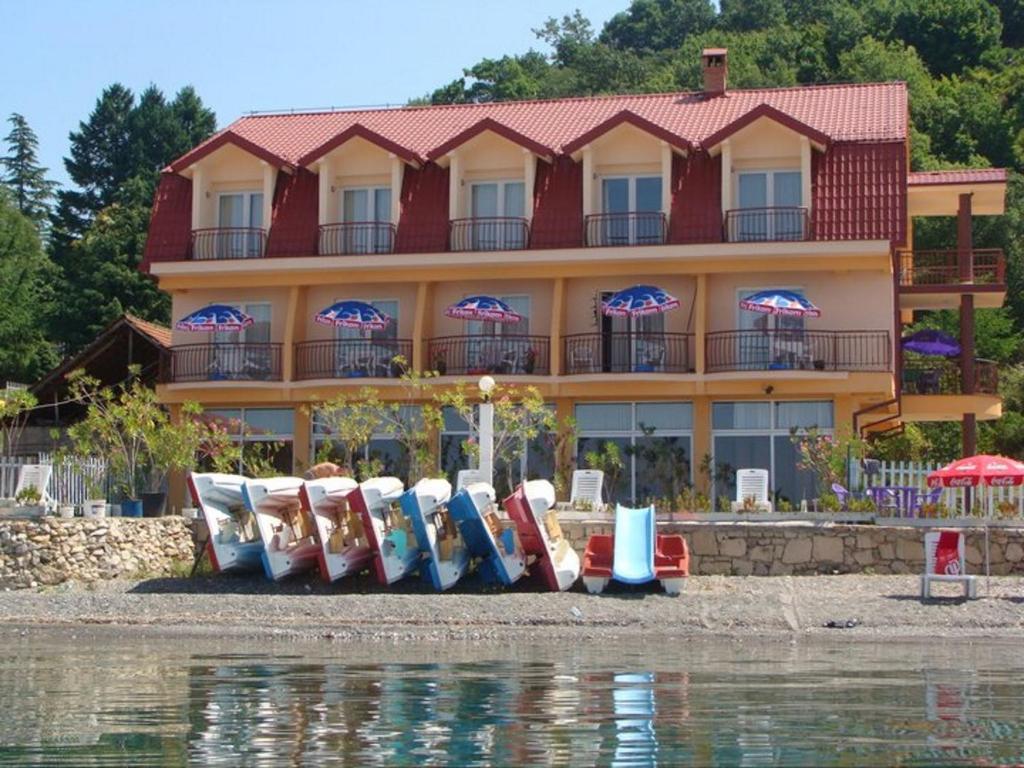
[702,48,728,96]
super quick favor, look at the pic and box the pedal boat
[502,480,580,591]
[448,482,527,586]
[300,476,376,583]
[349,477,418,585]
[187,472,263,573]
[243,476,321,581]
[401,478,470,591]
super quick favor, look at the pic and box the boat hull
[188,472,263,574]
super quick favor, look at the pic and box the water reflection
[0,635,1023,766]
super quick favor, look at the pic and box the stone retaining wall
[0,518,194,588]
[561,521,1024,576]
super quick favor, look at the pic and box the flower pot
[84,499,106,518]
[121,499,143,518]
[59,505,75,519]
[141,492,167,517]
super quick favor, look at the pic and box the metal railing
[705,330,891,373]
[189,228,267,260]
[584,212,667,247]
[897,249,1006,287]
[449,217,530,252]
[902,359,999,395]
[294,339,413,380]
[164,343,283,382]
[427,335,550,376]
[563,333,693,374]
[318,222,396,255]
[723,207,810,242]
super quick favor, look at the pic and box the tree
[717,0,787,32]
[892,0,1003,77]
[1,114,57,226]
[0,193,57,382]
[601,0,716,53]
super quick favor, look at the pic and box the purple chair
[831,483,852,509]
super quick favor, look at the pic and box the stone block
[812,535,844,563]
[733,559,753,576]
[856,534,876,550]
[878,543,895,560]
[781,538,812,564]
[896,538,922,562]
[853,549,876,566]
[718,537,747,558]
[690,528,719,556]
[965,545,983,566]
[749,545,773,562]
[1006,542,1024,562]
[769,561,793,576]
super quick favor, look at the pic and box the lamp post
[478,375,495,486]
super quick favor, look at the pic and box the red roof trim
[297,124,423,167]
[908,168,1008,186]
[700,103,831,151]
[425,117,555,161]
[562,110,694,155]
[167,130,295,174]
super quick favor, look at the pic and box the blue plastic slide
[611,504,656,584]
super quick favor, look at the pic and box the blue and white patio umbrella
[175,304,254,332]
[315,300,391,331]
[739,290,821,318]
[446,295,523,324]
[602,285,681,317]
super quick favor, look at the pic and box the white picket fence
[0,454,109,507]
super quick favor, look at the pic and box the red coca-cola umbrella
[927,454,1024,488]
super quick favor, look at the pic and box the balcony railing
[584,212,667,247]
[427,335,550,376]
[897,249,1006,287]
[723,207,810,242]
[705,330,890,373]
[449,217,530,252]
[189,228,267,260]
[563,333,693,374]
[902,359,998,395]
[318,222,396,255]
[164,343,282,382]
[294,339,412,381]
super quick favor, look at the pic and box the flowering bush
[791,427,866,492]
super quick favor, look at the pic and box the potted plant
[432,347,447,375]
[523,347,538,374]
[997,500,1017,519]
[14,485,44,516]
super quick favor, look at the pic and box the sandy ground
[0,572,1022,642]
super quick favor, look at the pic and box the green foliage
[583,440,626,503]
[0,388,37,457]
[792,427,866,490]
[892,0,1003,76]
[601,0,716,52]
[1,114,57,226]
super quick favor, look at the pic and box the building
[142,50,1007,509]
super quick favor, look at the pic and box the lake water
[1,631,1023,766]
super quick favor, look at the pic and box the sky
[1,0,627,189]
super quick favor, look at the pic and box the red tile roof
[124,314,172,348]
[166,82,908,172]
[700,103,831,150]
[908,168,1008,186]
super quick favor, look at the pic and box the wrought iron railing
[449,217,530,252]
[723,207,810,242]
[427,335,550,376]
[563,333,693,374]
[294,339,413,380]
[318,222,396,255]
[896,249,1006,287]
[705,330,890,373]
[584,212,668,247]
[164,343,282,382]
[189,228,267,260]
[902,359,999,395]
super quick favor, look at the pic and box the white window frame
[215,190,264,258]
[469,179,525,218]
[733,169,803,241]
[599,175,663,245]
[216,190,263,227]
[340,186,392,223]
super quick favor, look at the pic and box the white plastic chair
[14,464,55,510]
[456,469,484,492]
[570,470,604,510]
[921,530,977,599]
[733,468,773,513]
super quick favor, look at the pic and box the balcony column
[660,141,672,219]
[413,281,432,372]
[317,158,332,227]
[550,278,565,376]
[190,164,204,230]
[390,155,404,226]
[292,406,312,477]
[447,151,461,220]
[694,274,707,375]
[523,150,536,224]
[719,139,732,227]
[692,398,711,495]
[958,192,976,458]
[261,161,277,234]
[282,285,305,383]
[581,146,594,216]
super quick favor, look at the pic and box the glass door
[736,174,768,241]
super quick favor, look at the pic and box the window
[734,170,803,241]
[711,400,832,506]
[599,176,663,245]
[469,181,526,249]
[334,298,400,377]
[600,291,668,373]
[312,406,417,482]
[575,402,693,505]
[210,302,274,380]
[736,289,805,370]
[341,187,392,253]
[217,191,264,257]
[204,408,294,475]
[465,295,532,374]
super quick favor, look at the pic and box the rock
[1006,542,1024,563]
[718,538,747,558]
[895,538,921,562]
[812,535,844,563]
[690,529,718,557]
[782,538,812,564]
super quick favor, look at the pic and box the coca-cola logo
[947,477,976,487]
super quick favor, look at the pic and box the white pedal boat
[349,477,417,585]
[401,478,470,591]
[300,476,375,583]
[188,472,263,573]
[243,476,320,581]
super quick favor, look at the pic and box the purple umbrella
[739,289,821,318]
[602,284,681,317]
[175,304,253,332]
[901,329,961,357]
[315,300,391,331]
[446,295,522,324]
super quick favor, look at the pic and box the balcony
[164,343,282,383]
[294,339,413,381]
[189,228,267,260]
[897,249,1005,288]
[902,359,999,395]
[318,222,396,256]
[705,330,890,373]
[723,207,809,243]
[427,335,550,376]
[563,333,693,374]
[449,218,530,252]
[584,212,667,247]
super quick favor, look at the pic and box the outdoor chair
[498,349,518,374]
[910,487,943,516]
[570,344,596,374]
[732,469,773,513]
[921,530,977,599]
[456,469,484,492]
[570,470,604,511]
[13,464,55,511]
[831,483,852,509]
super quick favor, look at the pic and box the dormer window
[731,170,804,242]
[214,190,264,258]
[590,175,665,246]
[339,186,393,254]
[464,180,527,250]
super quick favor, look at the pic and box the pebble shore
[1,573,1021,642]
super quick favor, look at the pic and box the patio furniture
[910,487,943,516]
[732,468,773,513]
[921,530,977,599]
[831,483,852,509]
[14,464,55,511]
[456,469,484,492]
[570,470,604,510]
[570,343,596,373]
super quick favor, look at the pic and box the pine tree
[1,114,58,226]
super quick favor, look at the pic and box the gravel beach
[1,573,1022,642]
